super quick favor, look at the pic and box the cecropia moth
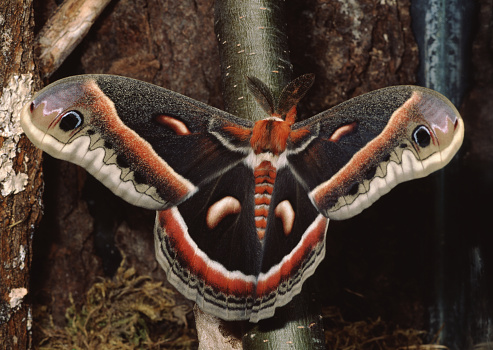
[20,74,464,322]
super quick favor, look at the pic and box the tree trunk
[0,1,42,349]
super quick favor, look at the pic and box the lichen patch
[9,288,28,309]
[0,74,33,196]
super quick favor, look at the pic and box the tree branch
[35,0,112,79]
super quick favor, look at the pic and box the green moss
[34,258,197,350]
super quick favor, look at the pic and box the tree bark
[0,1,42,349]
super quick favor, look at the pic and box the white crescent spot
[206,196,242,229]
[155,115,191,135]
[328,121,358,142]
[274,200,295,235]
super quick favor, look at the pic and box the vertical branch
[411,1,476,348]
[411,0,474,106]
[0,0,43,349]
[214,0,292,121]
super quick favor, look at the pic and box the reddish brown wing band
[20,75,464,322]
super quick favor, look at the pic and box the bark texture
[287,0,417,114]
[0,1,42,349]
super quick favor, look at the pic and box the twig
[35,0,112,79]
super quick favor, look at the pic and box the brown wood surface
[0,1,42,349]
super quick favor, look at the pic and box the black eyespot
[59,110,83,131]
[116,155,129,168]
[413,125,431,148]
[104,141,113,149]
[87,129,95,135]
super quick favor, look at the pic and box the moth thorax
[253,160,276,241]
